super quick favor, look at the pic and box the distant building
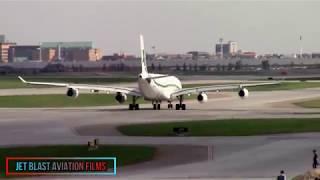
[8,45,40,62]
[102,53,137,61]
[0,35,5,43]
[229,41,238,55]
[33,48,56,62]
[155,53,193,60]
[238,51,257,59]
[39,41,102,61]
[0,42,16,63]
[69,48,102,61]
[187,51,210,60]
[215,41,238,57]
[312,53,320,59]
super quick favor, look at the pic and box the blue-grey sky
[0,1,319,55]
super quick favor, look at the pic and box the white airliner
[18,35,278,110]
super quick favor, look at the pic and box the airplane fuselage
[138,73,182,101]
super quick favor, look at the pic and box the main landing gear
[152,101,161,110]
[129,96,139,110]
[151,96,186,111]
[175,95,186,110]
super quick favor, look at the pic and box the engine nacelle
[66,88,79,98]
[197,92,208,103]
[115,92,127,104]
[238,88,249,98]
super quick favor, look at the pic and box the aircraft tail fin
[140,34,148,76]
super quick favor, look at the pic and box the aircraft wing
[171,81,280,97]
[18,76,142,97]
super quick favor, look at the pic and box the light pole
[57,42,62,61]
[219,38,223,59]
[152,46,156,60]
[39,42,42,61]
[299,35,303,58]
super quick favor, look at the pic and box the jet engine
[115,92,127,104]
[238,88,249,98]
[66,88,79,98]
[197,92,208,103]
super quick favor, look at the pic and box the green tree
[102,64,107,72]
[221,65,226,71]
[261,60,270,70]
[235,60,242,70]
[176,64,181,71]
[216,64,221,71]
[151,63,155,71]
[227,63,234,71]
[158,64,162,71]
[194,64,198,72]
[199,65,207,71]
[183,63,187,71]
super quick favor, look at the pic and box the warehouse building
[8,45,40,62]
[39,42,102,62]
[215,41,238,57]
[0,42,16,63]
[0,35,5,43]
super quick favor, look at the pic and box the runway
[1,87,320,179]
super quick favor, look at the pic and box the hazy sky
[0,0,319,55]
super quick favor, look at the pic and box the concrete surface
[1,87,320,179]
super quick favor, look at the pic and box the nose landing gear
[168,101,173,109]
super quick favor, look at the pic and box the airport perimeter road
[1,88,320,179]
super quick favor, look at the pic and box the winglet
[18,76,27,83]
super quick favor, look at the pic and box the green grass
[22,77,136,84]
[247,82,320,91]
[0,79,29,89]
[0,94,198,108]
[0,94,148,107]
[294,98,320,108]
[118,118,320,136]
[0,145,155,177]
[184,82,320,91]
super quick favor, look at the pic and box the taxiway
[1,87,320,179]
